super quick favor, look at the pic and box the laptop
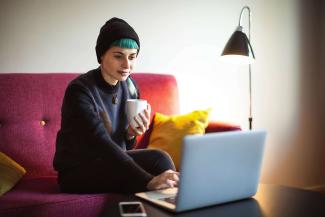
[135,130,266,212]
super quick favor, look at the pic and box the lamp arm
[238,6,251,41]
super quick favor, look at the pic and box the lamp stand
[249,64,252,130]
[239,6,253,130]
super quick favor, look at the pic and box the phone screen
[121,204,143,214]
[119,202,146,216]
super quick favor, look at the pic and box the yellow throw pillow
[0,152,26,196]
[148,109,211,170]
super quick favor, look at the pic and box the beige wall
[0,0,324,189]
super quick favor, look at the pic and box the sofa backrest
[0,73,179,178]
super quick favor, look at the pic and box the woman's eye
[129,56,136,60]
[114,55,122,59]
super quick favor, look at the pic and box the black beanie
[95,17,140,63]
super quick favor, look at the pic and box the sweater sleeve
[63,83,153,186]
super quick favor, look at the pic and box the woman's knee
[150,149,171,160]
[127,149,176,174]
[149,149,175,170]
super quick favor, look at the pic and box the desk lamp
[221,6,255,130]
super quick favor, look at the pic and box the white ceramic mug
[126,99,147,128]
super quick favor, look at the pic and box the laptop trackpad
[143,187,178,200]
[136,187,178,203]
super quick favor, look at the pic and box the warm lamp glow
[220,54,255,65]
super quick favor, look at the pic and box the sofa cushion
[0,73,179,178]
[132,73,180,148]
[148,109,210,170]
[0,73,79,178]
[0,152,26,195]
[0,177,123,217]
[132,73,180,118]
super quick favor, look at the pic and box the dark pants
[58,149,175,193]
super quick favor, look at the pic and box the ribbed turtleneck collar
[94,67,120,94]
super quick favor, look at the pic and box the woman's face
[100,46,138,85]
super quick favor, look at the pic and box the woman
[53,17,179,193]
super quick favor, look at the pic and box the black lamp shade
[221,29,255,60]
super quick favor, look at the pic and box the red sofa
[0,73,240,217]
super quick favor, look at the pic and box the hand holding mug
[126,99,151,138]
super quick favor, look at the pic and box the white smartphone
[119,201,147,217]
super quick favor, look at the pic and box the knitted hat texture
[95,17,140,63]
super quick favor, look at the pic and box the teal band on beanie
[110,38,139,49]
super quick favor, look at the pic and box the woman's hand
[146,170,180,190]
[127,103,151,139]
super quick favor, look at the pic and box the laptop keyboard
[160,196,177,204]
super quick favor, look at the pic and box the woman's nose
[122,58,131,69]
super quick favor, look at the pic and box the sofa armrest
[205,121,241,133]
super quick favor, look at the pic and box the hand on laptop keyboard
[147,169,179,190]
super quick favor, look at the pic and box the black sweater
[53,68,153,186]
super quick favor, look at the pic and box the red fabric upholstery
[0,177,123,217]
[0,73,79,178]
[0,72,240,217]
[206,121,241,133]
[132,73,180,149]
[132,73,180,117]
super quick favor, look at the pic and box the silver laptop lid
[175,130,266,212]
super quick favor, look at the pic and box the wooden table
[99,184,325,217]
